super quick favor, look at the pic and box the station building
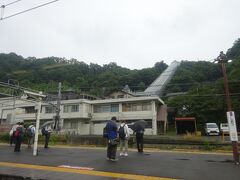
[0,91,167,135]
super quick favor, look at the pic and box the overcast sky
[1,0,240,69]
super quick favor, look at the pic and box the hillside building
[0,94,166,135]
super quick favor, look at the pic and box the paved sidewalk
[0,144,239,180]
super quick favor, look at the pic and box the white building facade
[0,96,166,135]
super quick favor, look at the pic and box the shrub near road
[0,133,235,152]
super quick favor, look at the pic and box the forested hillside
[166,39,240,130]
[1,38,240,131]
[0,53,167,96]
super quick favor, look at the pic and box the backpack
[14,127,22,137]
[26,127,33,137]
[103,126,108,138]
[41,127,46,136]
[119,124,126,140]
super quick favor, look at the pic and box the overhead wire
[68,79,240,90]
[4,0,22,7]
[0,0,60,21]
[1,0,23,19]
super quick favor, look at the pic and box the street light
[215,51,239,164]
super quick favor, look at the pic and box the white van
[205,123,220,136]
[220,123,229,134]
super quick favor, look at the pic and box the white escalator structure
[144,61,181,97]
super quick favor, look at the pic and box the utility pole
[54,82,61,131]
[215,51,239,164]
[33,93,42,156]
[23,90,46,156]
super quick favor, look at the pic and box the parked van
[220,123,229,134]
[205,123,220,136]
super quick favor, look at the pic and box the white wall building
[0,95,166,135]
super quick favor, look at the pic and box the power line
[1,0,23,19]
[70,79,240,91]
[0,81,39,94]
[0,0,60,21]
[161,92,240,98]
[4,0,22,7]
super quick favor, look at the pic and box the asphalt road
[0,144,240,180]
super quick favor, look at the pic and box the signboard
[227,111,238,141]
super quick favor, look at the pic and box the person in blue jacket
[106,116,118,161]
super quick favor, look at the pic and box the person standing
[135,124,144,153]
[119,121,130,156]
[43,125,52,148]
[106,116,118,161]
[26,125,35,148]
[14,122,24,152]
[9,123,18,146]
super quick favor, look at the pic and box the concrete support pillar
[119,103,122,112]
[90,121,94,135]
[151,101,157,135]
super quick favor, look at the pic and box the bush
[183,132,201,141]
[0,133,10,142]
[49,134,68,145]
[201,141,217,151]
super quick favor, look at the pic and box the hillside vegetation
[0,53,167,96]
[1,38,240,131]
[166,39,240,130]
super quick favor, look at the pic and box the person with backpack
[42,125,52,148]
[105,116,118,161]
[14,122,24,152]
[9,123,18,146]
[118,121,130,156]
[26,125,35,148]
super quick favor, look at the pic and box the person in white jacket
[118,121,130,156]
[9,123,18,146]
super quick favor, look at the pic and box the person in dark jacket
[135,125,144,153]
[43,125,52,148]
[14,122,24,152]
[106,116,118,161]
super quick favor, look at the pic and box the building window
[117,95,124,98]
[63,121,78,129]
[45,106,55,114]
[142,103,151,111]
[122,103,131,112]
[64,104,79,113]
[70,121,77,129]
[102,105,110,112]
[146,120,152,128]
[25,107,35,114]
[111,104,119,112]
[71,105,79,112]
[122,102,151,112]
[94,104,119,113]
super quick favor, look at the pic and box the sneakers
[107,157,118,161]
[120,152,128,156]
[110,158,118,162]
